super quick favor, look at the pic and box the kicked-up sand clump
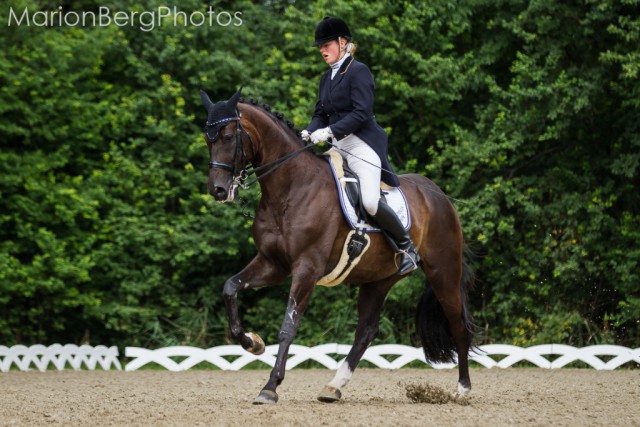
[404,382,470,406]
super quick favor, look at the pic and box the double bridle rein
[204,113,314,190]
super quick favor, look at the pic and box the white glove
[310,127,333,145]
[300,129,310,142]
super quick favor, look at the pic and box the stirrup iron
[395,248,420,275]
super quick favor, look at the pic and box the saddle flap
[341,169,361,214]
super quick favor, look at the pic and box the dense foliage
[1,0,638,349]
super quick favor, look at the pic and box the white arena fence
[1,343,638,372]
[0,344,122,372]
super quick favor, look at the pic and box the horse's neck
[244,107,318,186]
[254,136,301,169]
[241,105,328,206]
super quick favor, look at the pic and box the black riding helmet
[313,17,352,46]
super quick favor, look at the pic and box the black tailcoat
[307,56,400,187]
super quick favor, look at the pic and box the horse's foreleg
[318,280,395,403]
[253,279,316,405]
[223,274,265,354]
[223,255,286,354]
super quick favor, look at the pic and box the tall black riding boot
[371,200,420,275]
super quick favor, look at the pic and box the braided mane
[239,98,303,141]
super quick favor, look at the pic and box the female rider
[301,17,420,275]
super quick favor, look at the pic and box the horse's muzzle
[211,186,228,200]
[210,184,238,203]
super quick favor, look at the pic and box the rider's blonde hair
[338,37,357,57]
[338,37,358,56]
[348,42,357,56]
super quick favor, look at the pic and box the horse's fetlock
[228,326,244,341]
[278,329,294,344]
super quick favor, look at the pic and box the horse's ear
[200,90,214,112]
[228,86,243,110]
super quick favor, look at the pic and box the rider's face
[319,39,345,65]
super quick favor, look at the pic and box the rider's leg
[335,135,381,217]
[335,135,420,275]
[370,199,420,275]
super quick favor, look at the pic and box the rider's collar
[330,53,351,79]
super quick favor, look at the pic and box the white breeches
[333,134,381,216]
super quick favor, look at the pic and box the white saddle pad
[325,150,411,233]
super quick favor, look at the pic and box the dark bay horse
[200,89,474,404]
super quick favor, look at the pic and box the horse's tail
[415,253,475,364]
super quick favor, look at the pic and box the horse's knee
[223,277,243,299]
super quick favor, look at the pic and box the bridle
[204,111,315,192]
[204,113,255,191]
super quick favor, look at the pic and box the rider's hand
[300,129,311,142]
[310,127,333,145]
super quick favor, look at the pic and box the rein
[325,140,397,179]
[325,140,468,205]
[240,144,315,188]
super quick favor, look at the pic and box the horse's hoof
[454,382,471,397]
[253,389,278,405]
[244,332,265,355]
[317,386,342,403]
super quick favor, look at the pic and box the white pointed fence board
[1,344,638,372]
[0,344,121,372]
[471,344,640,370]
[124,344,640,372]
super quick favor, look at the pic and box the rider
[301,16,420,275]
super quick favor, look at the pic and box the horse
[199,88,475,405]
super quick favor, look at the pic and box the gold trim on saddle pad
[317,230,371,287]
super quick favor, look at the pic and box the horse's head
[200,88,246,202]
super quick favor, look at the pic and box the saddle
[323,150,411,233]
[317,150,411,287]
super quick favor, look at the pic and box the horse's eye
[223,134,233,142]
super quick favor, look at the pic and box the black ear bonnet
[201,88,242,141]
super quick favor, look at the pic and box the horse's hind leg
[318,278,396,403]
[421,256,473,396]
